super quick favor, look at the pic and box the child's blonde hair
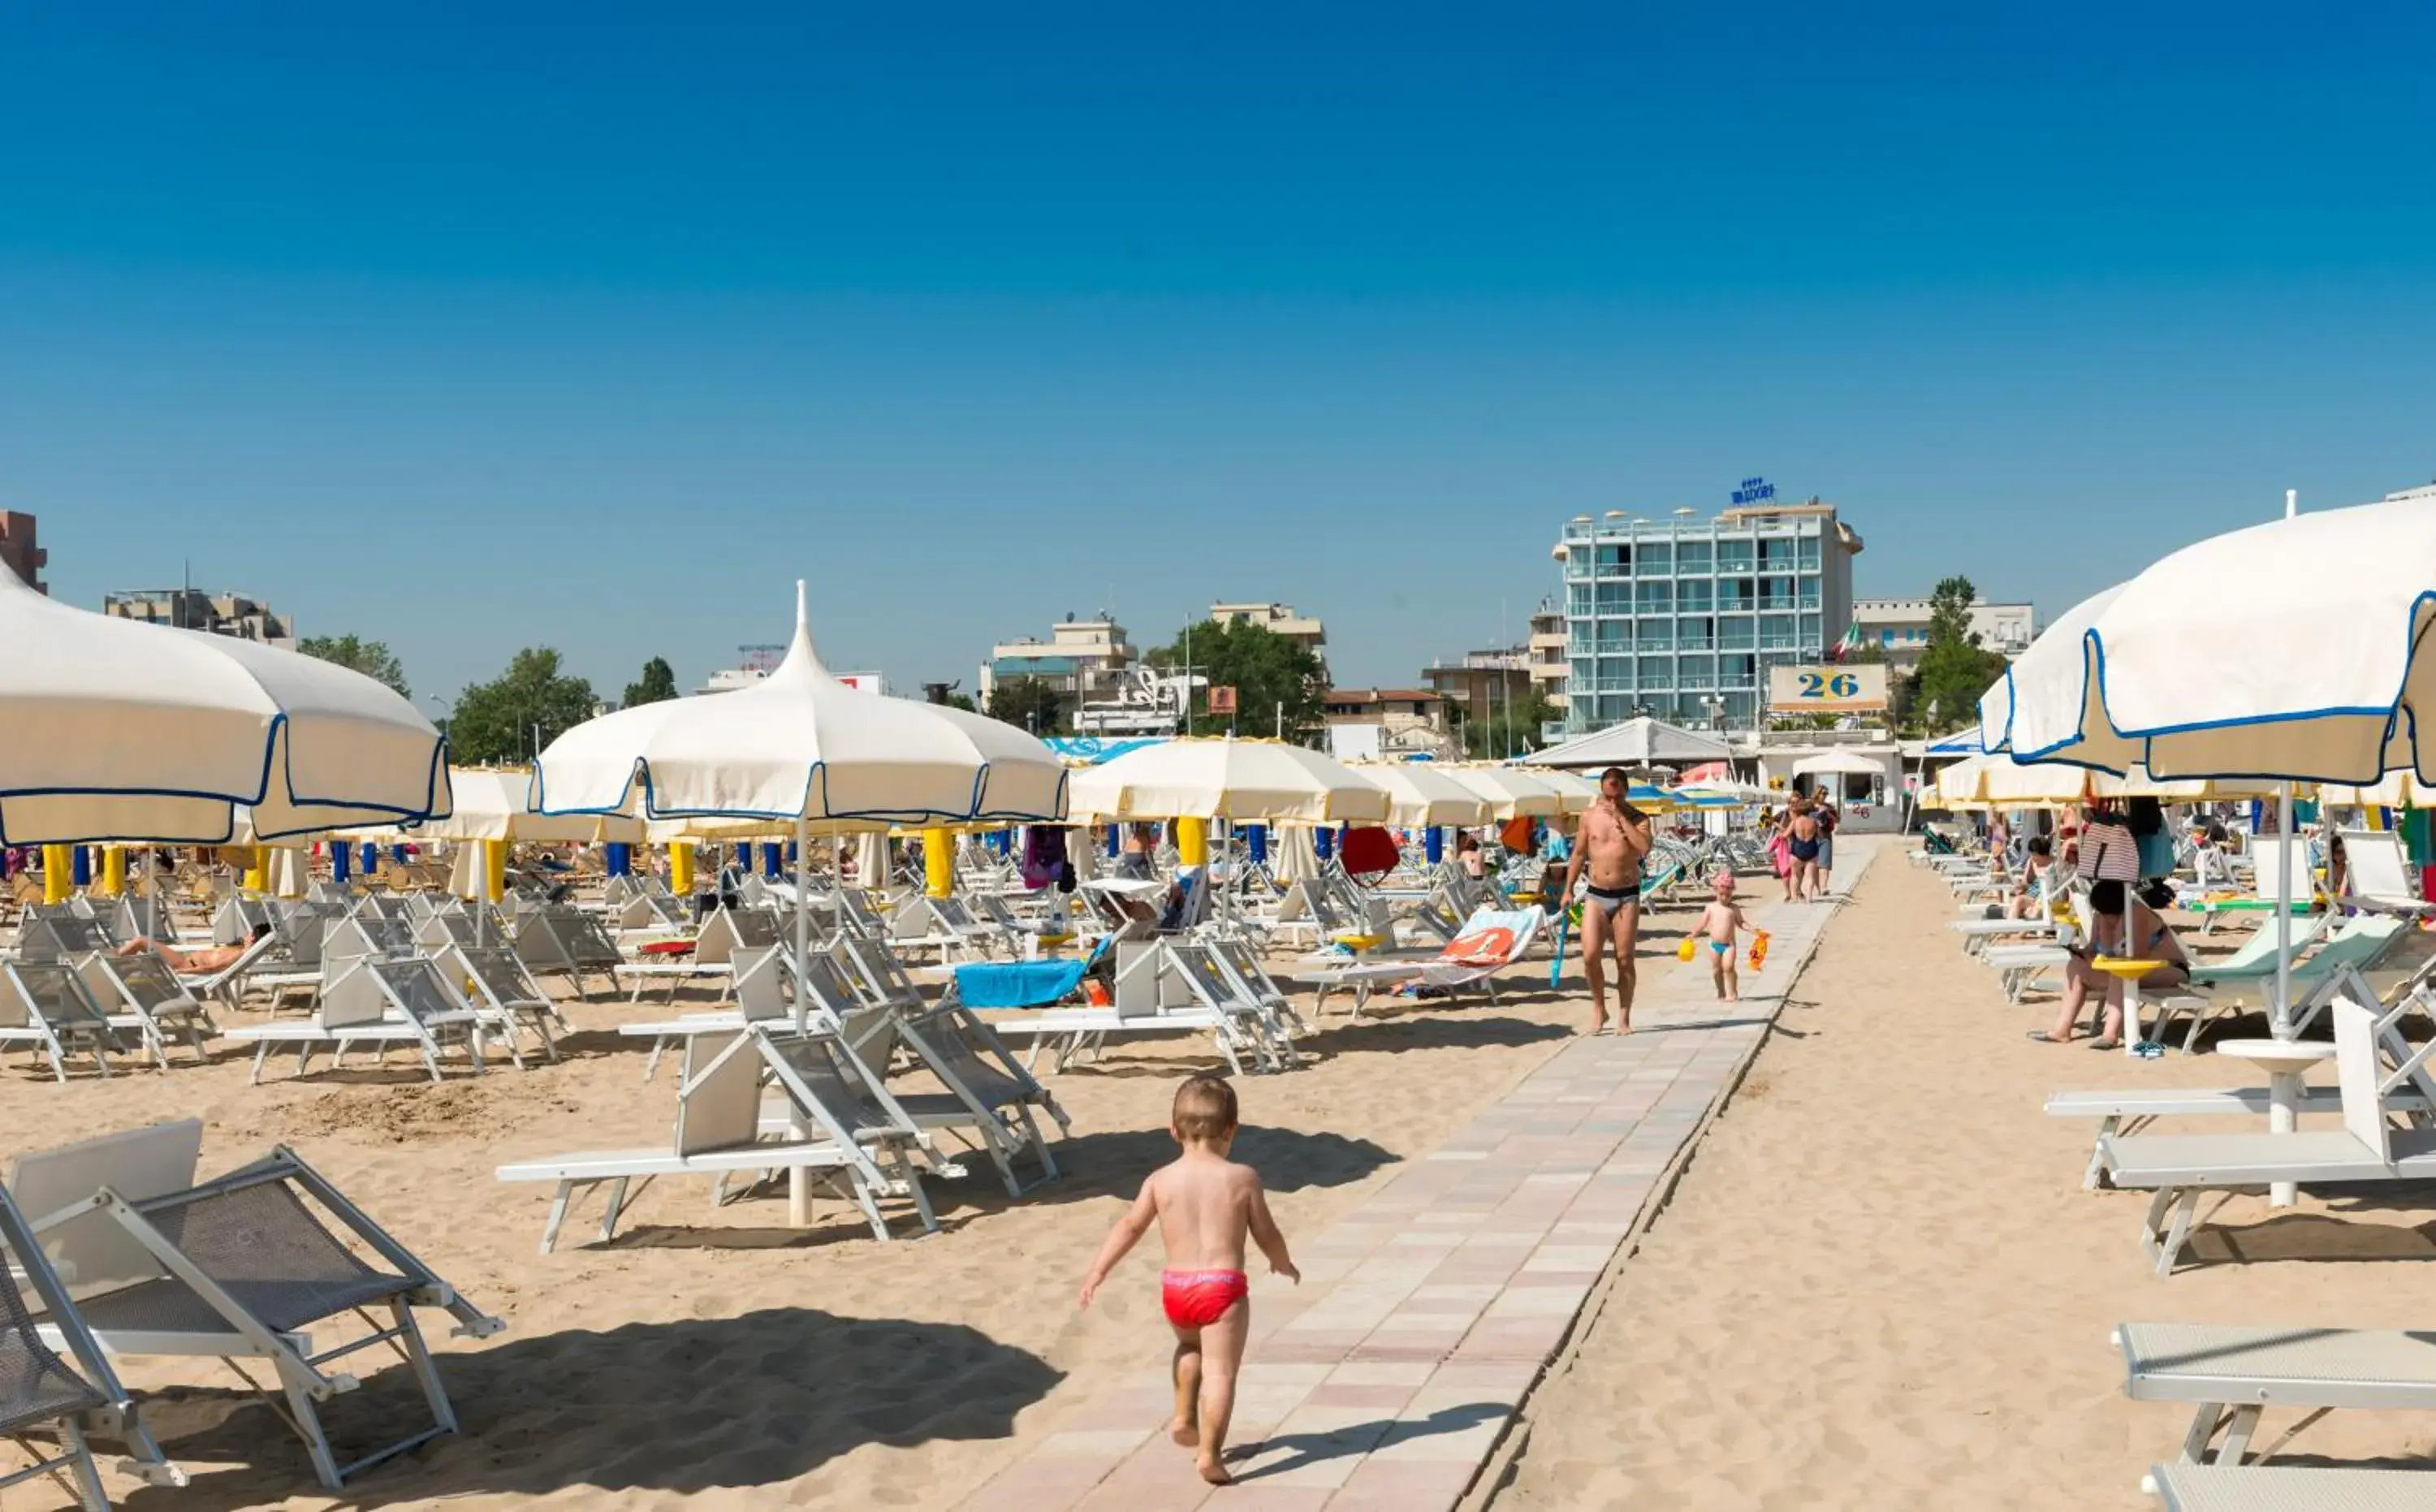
[1172,1074,1239,1143]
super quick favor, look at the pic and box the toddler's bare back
[1151,1153,1256,1271]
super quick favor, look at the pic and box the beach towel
[952,959,1091,1009]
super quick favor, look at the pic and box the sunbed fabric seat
[2146,1462,2436,1510]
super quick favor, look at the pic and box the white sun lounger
[11,1121,503,1492]
[1302,906,1545,1019]
[622,944,797,1079]
[0,960,125,1081]
[2143,1462,2436,1510]
[2100,998,2436,1277]
[497,1025,939,1250]
[220,956,486,1083]
[77,952,216,1069]
[440,943,567,1065]
[2119,1320,2436,1472]
[987,938,1267,1075]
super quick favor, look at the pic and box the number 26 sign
[1767,663,1889,712]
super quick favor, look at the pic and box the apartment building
[0,511,43,593]
[1852,595,2036,669]
[102,589,295,648]
[978,614,1136,704]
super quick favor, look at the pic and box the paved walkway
[962,840,1881,1512]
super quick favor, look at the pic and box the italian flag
[1829,615,1864,663]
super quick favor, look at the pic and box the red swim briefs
[1160,1268,1248,1328]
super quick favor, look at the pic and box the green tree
[1911,577,2009,734]
[1456,687,1558,759]
[987,676,1067,735]
[1147,620,1329,742]
[296,634,410,699]
[942,691,978,713]
[447,648,598,764]
[623,655,679,708]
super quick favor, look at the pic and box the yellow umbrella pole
[668,841,695,896]
[41,844,71,905]
[1176,816,1211,867]
[482,840,508,903]
[922,827,953,898]
[100,845,126,898]
[241,846,266,895]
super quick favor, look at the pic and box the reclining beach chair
[0,961,124,1081]
[514,902,625,998]
[2147,913,2403,1053]
[622,944,799,1078]
[1207,936,1312,1043]
[0,1182,183,1509]
[441,943,568,1065]
[2116,1321,2436,1475]
[987,938,1267,1075]
[77,952,216,1068]
[221,955,486,1083]
[2335,827,2432,918]
[886,893,1002,961]
[1164,942,1298,1069]
[2186,834,2315,935]
[1303,906,1546,1019]
[2138,1461,2436,1510]
[2099,998,2436,1277]
[14,914,114,965]
[498,1025,939,1250]
[9,1121,503,1491]
[611,904,779,1003]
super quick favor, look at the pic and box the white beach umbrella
[1439,766,1563,820]
[1524,768,1600,814]
[1066,738,1389,824]
[1790,749,1885,780]
[1352,764,1492,827]
[1985,494,2436,783]
[419,767,646,845]
[0,566,450,845]
[534,583,1065,1026]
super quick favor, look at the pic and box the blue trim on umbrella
[0,719,451,845]
[529,756,1069,827]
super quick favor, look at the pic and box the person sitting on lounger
[2007,837,2054,919]
[119,922,270,976]
[2028,892,2188,1049]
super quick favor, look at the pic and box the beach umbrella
[1526,769,1601,814]
[1352,763,1492,827]
[1066,737,1389,823]
[1790,749,1885,780]
[1985,492,2436,1031]
[1520,715,1731,770]
[418,767,645,845]
[1439,766,1564,820]
[535,581,1066,1028]
[0,564,450,846]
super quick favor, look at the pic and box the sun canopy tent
[1791,750,1886,779]
[1519,717,1731,771]
[419,768,646,845]
[0,564,451,845]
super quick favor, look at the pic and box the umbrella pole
[2273,780,2294,1039]
[789,811,813,1229]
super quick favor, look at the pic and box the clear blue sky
[6,2,2434,706]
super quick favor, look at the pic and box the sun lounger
[1304,906,1546,1019]
[0,1181,184,1507]
[77,952,216,1068]
[826,996,1072,1194]
[10,1121,503,1491]
[514,902,626,998]
[220,956,486,1083]
[987,938,1268,1075]
[497,1025,939,1250]
[2141,1462,2436,1510]
[2049,1084,2436,1191]
[622,944,799,1078]
[2099,998,2436,1276]
[441,942,568,1065]
[175,929,284,1012]
[611,904,780,1002]
[0,960,124,1081]
[2146,914,2388,1052]
[2119,1320,2436,1471]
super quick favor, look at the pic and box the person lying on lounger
[118,922,271,975]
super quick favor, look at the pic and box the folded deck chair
[498,1025,938,1251]
[2140,1462,2436,1511]
[806,990,1069,1196]
[11,1122,503,1491]
[1164,942,1298,1069]
[0,961,124,1082]
[1304,907,1546,1019]
[221,956,486,1083]
[0,1182,183,1508]
[2118,1320,2436,1471]
[513,903,625,998]
[77,952,216,1069]
[2099,997,2436,1277]
[885,894,1000,961]
[2336,828,2435,919]
[1206,937,1312,1042]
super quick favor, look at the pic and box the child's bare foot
[1168,1415,1199,1447]
[1198,1454,1233,1486]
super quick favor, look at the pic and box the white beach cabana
[1519,716,1732,772]
[1065,738,1389,825]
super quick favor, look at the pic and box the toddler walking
[1078,1075,1300,1486]
[1696,872,1750,1002]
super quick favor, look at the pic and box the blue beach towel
[952,959,1091,1009]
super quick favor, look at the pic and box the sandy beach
[1487,848,2436,1510]
[4,927,1657,1511]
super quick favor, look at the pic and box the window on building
[1676,539,1712,573]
